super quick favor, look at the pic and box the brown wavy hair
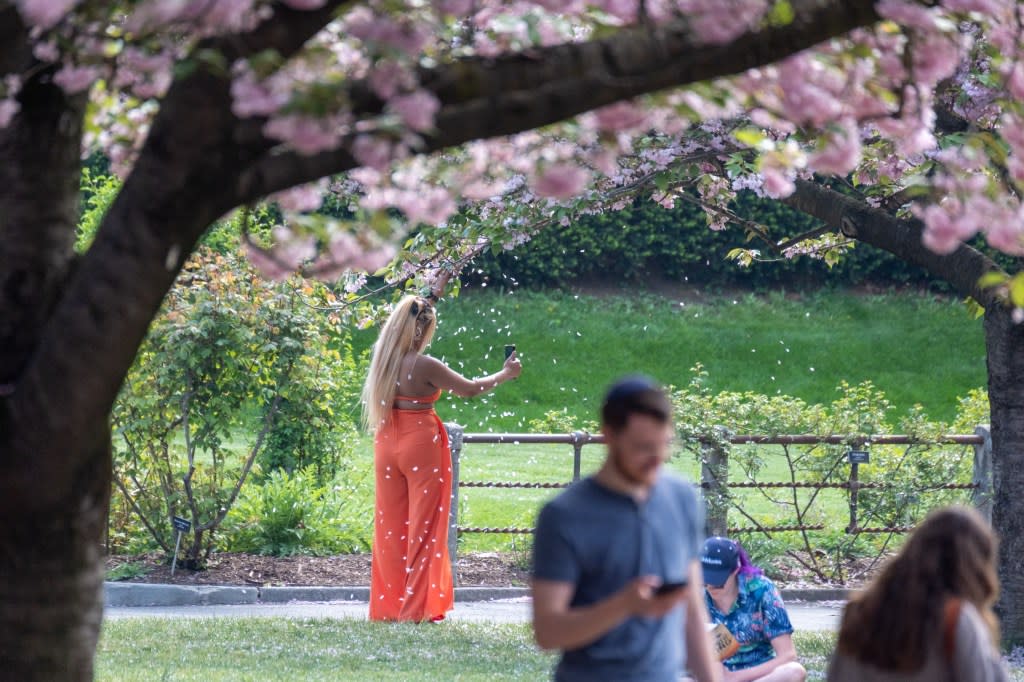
[837,505,1000,671]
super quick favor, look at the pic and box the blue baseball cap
[701,537,740,587]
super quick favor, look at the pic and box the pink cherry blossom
[397,187,457,225]
[878,0,938,30]
[272,183,325,212]
[17,0,80,29]
[435,0,475,15]
[246,243,292,281]
[808,120,862,176]
[677,0,769,45]
[761,165,795,199]
[368,61,414,100]
[389,90,440,132]
[230,71,290,118]
[531,163,589,199]
[263,114,341,155]
[352,135,395,171]
[0,99,19,128]
[911,31,965,86]
[53,64,102,94]
[593,102,649,132]
[33,41,60,62]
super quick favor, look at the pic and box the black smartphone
[654,581,687,596]
[504,344,516,360]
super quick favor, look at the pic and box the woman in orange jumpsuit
[362,284,521,622]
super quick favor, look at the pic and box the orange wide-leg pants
[369,408,454,622]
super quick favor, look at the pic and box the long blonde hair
[837,505,1000,671]
[361,296,437,432]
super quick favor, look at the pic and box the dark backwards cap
[701,537,740,588]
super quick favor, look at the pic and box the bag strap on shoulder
[942,597,963,664]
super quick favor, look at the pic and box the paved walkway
[105,599,843,632]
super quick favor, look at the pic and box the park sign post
[170,516,191,576]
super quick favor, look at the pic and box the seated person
[701,537,806,682]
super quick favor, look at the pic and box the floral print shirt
[704,574,794,672]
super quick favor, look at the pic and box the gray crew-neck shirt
[532,473,705,682]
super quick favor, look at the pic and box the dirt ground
[106,551,530,587]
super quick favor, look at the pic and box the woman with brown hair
[361,276,521,622]
[828,505,1008,681]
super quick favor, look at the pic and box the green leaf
[734,128,766,148]
[978,271,1009,289]
[1009,273,1024,308]
[964,296,986,320]
[767,1,795,26]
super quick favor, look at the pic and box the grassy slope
[345,289,984,553]
[351,289,985,432]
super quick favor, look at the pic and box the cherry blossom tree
[3,0,1024,676]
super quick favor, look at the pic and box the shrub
[224,466,372,556]
[110,249,362,565]
[671,366,986,583]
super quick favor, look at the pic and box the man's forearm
[534,592,630,651]
[683,563,721,682]
[685,617,721,682]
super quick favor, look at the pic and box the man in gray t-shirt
[531,376,720,682]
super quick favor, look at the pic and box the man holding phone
[531,376,720,682]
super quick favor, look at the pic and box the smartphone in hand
[653,581,688,596]
[504,344,516,360]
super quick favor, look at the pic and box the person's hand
[618,576,688,619]
[721,664,742,682]
[502,351,522,380]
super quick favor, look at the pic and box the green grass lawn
[95,618,1024,681]
[350,289,985,430]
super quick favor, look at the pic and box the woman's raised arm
[418,353,521,398]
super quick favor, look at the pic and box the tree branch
[782,179,1004,307]
[0,6,29,79]
[4,3,351,510]
[237,0,882,201]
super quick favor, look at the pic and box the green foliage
[104,561,150,582]
[77,167,120,253]
[77,164,278,256]
[110,249,362,564]
[527,408,597,433]
[466,191,1024,291]
[224,467,371,556]
[466,192,943,290]
[672,366,983,582]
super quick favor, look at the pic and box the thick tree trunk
[0,435,111,680]
[986,306,1024,645]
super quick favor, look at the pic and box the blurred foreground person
[828,506,1008,682]
[531,376,720,682]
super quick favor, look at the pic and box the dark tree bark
[985,307,1024,643]
[784,180,1024,643]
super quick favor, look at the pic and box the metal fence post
[446,423,464,586]
[973,424,993,525]
[571,431,584,481]
[700,427,730,537]
[847,461,860,534]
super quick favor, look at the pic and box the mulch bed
[106,551,530,587]
[107,549,879,590]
